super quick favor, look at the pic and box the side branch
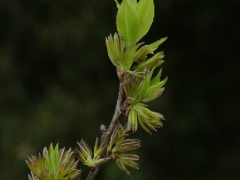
[86,78,125,180]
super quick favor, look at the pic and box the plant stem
[86,78,125,180]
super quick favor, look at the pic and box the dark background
[0,0,239,180]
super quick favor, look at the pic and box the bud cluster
[124,68,167,134]
[106,33,167,73]
[76,139,110,169]
[107,124,141,176]
[26,144,81,180]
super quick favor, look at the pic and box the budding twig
[86,72,126,180]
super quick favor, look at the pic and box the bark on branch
[86,78,125,180]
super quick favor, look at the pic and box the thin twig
[86,76,125,180]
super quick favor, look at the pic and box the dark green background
[0,0,239,179]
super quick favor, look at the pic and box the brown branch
[86,75,125,180]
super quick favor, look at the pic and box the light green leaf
[135,52,164,71]
[143,87,165,102]
[132,44,148,62]
[117,0,139,47]
[136,0,155,42]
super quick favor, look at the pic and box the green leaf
[117,0,139,47]
[143,87,165,102]
[136,0,155,42]
[135,52,164,71]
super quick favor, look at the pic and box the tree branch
[86,77,125,180]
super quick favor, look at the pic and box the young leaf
[117,0,139,47]
[147,37,168,54]
[135,52,164,71]
[136,0,155,42]
[143,87,165,102]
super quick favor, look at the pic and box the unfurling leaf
[124,69,167,105]
[106,33,134,70]
[147,37,168,53]
[128,103,165,134]
[133,38,167,72]
[108,124,141,154]
[116,154,140,177]
[132,37,167,64]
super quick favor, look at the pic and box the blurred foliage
[0,0,240,180]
